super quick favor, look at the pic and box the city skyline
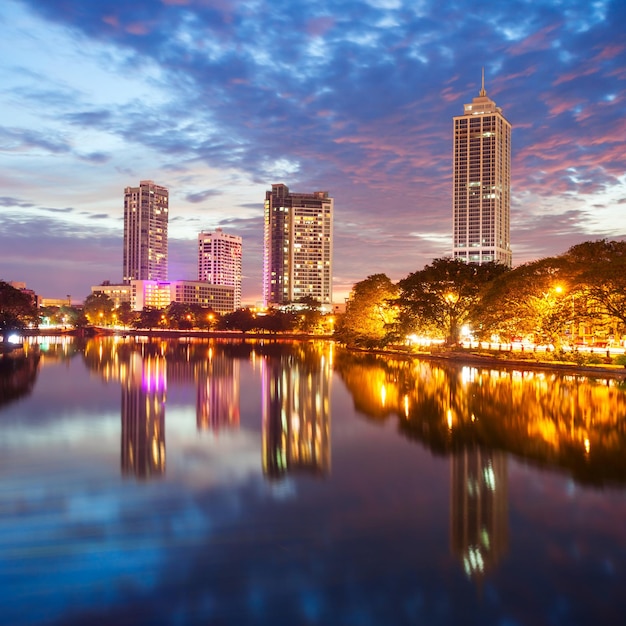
[1,0,625,304]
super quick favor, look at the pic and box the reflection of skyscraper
[121,352,166,478]
[261,348,332,479]
[451,446,508,583]
[197,349,240,431]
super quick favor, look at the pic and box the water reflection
[196,347,240,432]
[78,338,333,481]
[451,446,508,584]
[335,350,626,487]
[261,344,332,479]
[0,349,40,410]
[2,338,626,623]
[121,351,166,478]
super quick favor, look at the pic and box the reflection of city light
[584,438,590,454]
[404,394,409,418]
[447,409,453,430]
[483,465,496,491]
[381,384,386,407]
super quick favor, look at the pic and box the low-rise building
[91,280,235,314]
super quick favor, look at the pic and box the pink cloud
[593,43,625,61]
[126,22,151,35]
[553,65,598,86]
[506,23,560,56]
[102,15,119,28]
[306,17,335,38]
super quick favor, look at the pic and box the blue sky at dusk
[1,0,625,303]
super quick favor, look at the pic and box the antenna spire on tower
[480,67,486,96]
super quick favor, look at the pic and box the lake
[1,336,625,625]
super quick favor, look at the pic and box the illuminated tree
[335,274,399,348]
[398,259,508,345]
[83,292,114,325]
[134,308,163,329]
[474,258,574,347]
[565,240,626,332]
[218,308,255,332]
[116,302,137,328]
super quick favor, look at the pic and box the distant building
[263,184,333,307]
[8,281,41,308]
[453,72,512,267]
[92,280,235,314]
[90,282,132,308]
[198,229,242,309]
[132,280,235,314]
[123,180,169,283]
[40,297,74,308]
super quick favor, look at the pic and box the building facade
[263,184,333,307]
[198,229,242,309]
[92,280,235,314]
[123,180,169,283]
[453,74,512,267]
[90,282,132,308]
[132,280,235,314]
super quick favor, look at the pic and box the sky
[0,0,625,305]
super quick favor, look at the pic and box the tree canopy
[398,259,508,345]
[335,274,399,348]
[0,281,39,337]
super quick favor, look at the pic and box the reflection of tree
[262,342,332,480]
[451,446,508,584]
[0,352,40,410]
[335,348,626,486]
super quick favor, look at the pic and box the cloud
[0,196,35,208]
[0,126,71,154]
[185,189,223,203]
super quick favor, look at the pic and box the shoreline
[360,346,626,380]
[20,328,626,380]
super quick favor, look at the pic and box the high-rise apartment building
[123,180,169,283]
[198,228,242,309]
[453,74,512,267]
[263,184,333,307]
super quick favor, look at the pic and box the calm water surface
[1,337,626,626]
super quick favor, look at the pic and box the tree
[218,309,255,332]
[133,308,164,329]
[167,302,196,329]
[83,292,114,325]
[116,302,137,328]
[335,274,399,348]
[398,259,508,345]
[294,297,323,333]
[474,258,574,347]
[0,281,39,338]
[565,240,626,331]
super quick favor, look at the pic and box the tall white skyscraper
[453,73,512,267]
[263,184,333,307]
[123,180,169,283]
[197,228,242,309]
